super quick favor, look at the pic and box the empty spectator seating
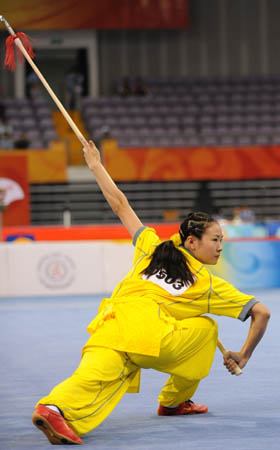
[82,75,280,148]
[0,97,57,148]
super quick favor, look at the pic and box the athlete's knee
[75,347,124,380]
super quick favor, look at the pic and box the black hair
[179,211,217,245]
[142,240,194,286]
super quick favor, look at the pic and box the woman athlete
[32,140,270,445]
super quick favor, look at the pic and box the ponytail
[142,240,194,286]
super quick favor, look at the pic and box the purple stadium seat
[272,135,280,145]
[181,116,196,126]
[230,124,245,135]
[87,117,104,129]
[152,126,167,136]
[137,127,151,137]
[199,115,214,125]
[219,135,236,146]
[166,126,180,136]
[123,127,138,136]
[245,124,258,135]
[133,116,147,126]
[216,125,230,136]
[43,129,58,141]
[25,129,40,139]
[103,116,119,126]
[5,108,18,119]
[148,117,163,126]
[202,136,219,147]
[254,135,271,146]
[236,135,252,146]
[201,105,216,114]
[231,114,243,124]
[35,107,52,118]
[38,118,55,129]
[182,126,197,136]
[22,117,37,128]
[118,116,133,126]
[216,114,230,125]
[184,136,201,147]
[29,139,45,148]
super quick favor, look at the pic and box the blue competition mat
[0,290,279,450]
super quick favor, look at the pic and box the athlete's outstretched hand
[83,140,101,170]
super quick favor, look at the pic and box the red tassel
[4,32,35,71]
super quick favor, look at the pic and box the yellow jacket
[86,227,256,357]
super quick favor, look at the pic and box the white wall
[0,241,134,298]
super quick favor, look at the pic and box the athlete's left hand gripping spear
[0,14,88,146]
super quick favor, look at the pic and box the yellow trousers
[37,316,217,436]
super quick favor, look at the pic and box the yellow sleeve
[132,227,161,266]
[209,275,258,321]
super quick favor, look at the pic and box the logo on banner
[0,178,24,205]
[37,253,76,289]
[6,233,35,242]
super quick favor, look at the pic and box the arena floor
[0,288,279,450]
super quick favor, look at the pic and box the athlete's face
[184,222,223,265]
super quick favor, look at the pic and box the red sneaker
[158,400,208,416]
[32,404,83,445]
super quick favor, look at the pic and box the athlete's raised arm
[83,140,143,238]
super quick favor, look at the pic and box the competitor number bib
[142,269,193,296]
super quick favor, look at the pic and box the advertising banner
[0,153,30,226]
[5,242,105,297]
[212,240,280,290]
[1,0,189,30]
[1,239,280,298]
[103,144,280,181]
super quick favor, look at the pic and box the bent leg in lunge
[34,346,139,439]
[129,316,218,413]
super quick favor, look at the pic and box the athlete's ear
[185,235,197,251]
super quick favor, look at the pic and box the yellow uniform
[38,227,257,436]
